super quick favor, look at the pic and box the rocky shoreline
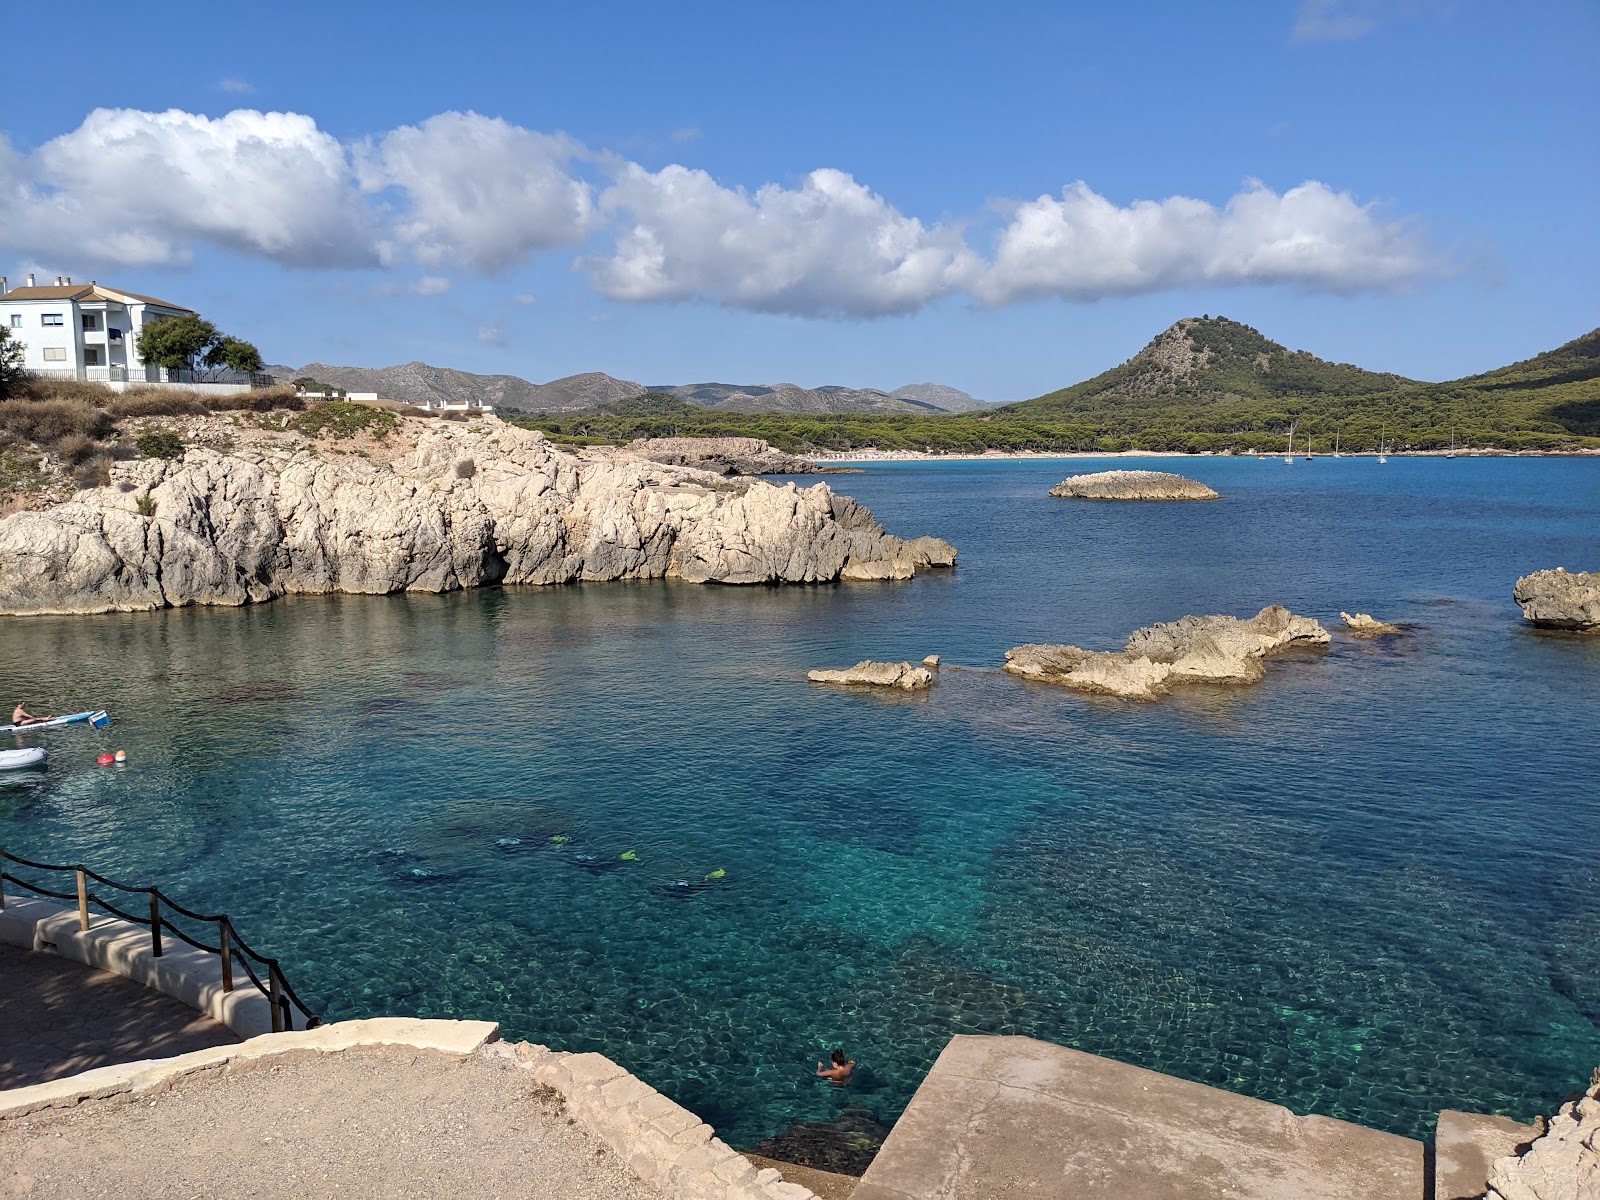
[0,419,955,616]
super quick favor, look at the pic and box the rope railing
[0,848,320,1032]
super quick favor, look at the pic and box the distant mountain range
[267,361,989,415]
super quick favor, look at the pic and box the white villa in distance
[0,273,271,395]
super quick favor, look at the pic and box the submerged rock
[1483,1069,1600,1200]
[807,661,934,690]
[1004,605,1329,699]
[0,421,955,616]
[1340,611,1402,636]
[1049,470,1219,501]
[1513,567,1600,631]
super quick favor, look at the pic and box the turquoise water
[2,455,1598,1149]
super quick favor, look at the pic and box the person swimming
[815,1048,855,1086]
[10,704,52,727]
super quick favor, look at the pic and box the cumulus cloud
[1291,0,1378,43]
[975,180,1433,305]
[0,105,1443,313]
[218,77,256,94]
[360,112,595,271]
[0,108,377,268]
[589,164,980,317]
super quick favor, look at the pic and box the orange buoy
[114,750,127,763]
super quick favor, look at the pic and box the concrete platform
[1434,1110,1540,1200]
[852,1035,1424,1200]
[0,942,238,1090]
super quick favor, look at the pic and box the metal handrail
[0,848,320,1031]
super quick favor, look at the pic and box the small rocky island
[1339,611,1402,636]
[624,436,850,477]
[1004,606,1329,699]
[807,661,935,690]
[1049,470,1219,501]
[1513,567,1600,631]
[0,419,955,616]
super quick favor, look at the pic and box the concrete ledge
[0,894,290,1039]
[0,1017,500,1117]
[854,1034,1424,1200]
[1435,1110,1541,1200]
[485,1040,819,1200]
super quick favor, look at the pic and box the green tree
[135,315,219,371]
[205,336,263,376]
[0,326,25,401]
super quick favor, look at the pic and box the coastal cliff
[0,419,955,616]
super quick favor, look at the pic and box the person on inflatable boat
[11,704,53,727]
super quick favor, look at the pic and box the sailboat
[1284,423,1295,464]
[1378,429,1388,464]
[1446,425,1457,459]
[1334,428,1343,458]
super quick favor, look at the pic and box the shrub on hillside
[135,429,186,460]
[0,399,115,450]
[294,400,397,440]
[206,385,304,413]
[108,389,207,418]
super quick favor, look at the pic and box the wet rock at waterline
[1005,605,1330,699]
[808,661,935,690]
[0,421,955,615]
[1513,567,1600,631]
[1483,1070,1600,1200]
[1340,611,1402,636]
[1049,470,1219,501]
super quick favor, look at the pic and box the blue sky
[2,1,1595,399]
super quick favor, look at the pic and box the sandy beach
[810,448,1599,464]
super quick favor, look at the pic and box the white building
[0,274,199,384]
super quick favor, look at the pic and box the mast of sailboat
[1284,421,1295,464]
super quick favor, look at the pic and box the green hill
[510,320,1600,455]
[1009,317,1416,418]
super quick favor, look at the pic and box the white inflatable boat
[0,747,47,770]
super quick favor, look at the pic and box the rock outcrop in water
[1340,611,1402,636]
[807,661,934,690]
[1049,470,1219,501]
[1004,606,1329,699]
[1513,568,1600,631]
[1483,1070,1600,1200]
[0,421,955,616]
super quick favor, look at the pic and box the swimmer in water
[815,1048,855,1086]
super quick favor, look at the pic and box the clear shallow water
[2,455,1597,1148]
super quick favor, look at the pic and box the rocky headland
[1513,567,1600,631]
[0,418,955,616]
[807,661,935,690]
[624,436,844,477]
[1048,470,1219,501]
[1004,606,1329,699]
[1339,611,1402,636]
[1484,1070,1600,1200]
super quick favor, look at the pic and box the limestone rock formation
[1048,470,1219,501]
[922,654,941,668]
[1484,1071,1600,1200]
[1513,568,1600,631]
[1004,606,1329,699]
[0,422,955,616]
[1340,611,1402,636]
[807,661,934,690]
[625,436,832,477]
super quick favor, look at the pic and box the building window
[82,313,100,331]
[7,314,19,328]
[41,313,64,326]
[83,347,102,365]
[42,347,67,362]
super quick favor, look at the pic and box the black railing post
[219,918,233,991]
[149,890,163,957]
[269,966,284,1033]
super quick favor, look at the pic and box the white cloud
[476,321,505,345]
[1291,0,1378,43]
[975,180,1433,305]
[218,77,256,94]
[671,127,703,144]
[511,292,537,305]
[360,112,594,271]
[0,108,376,268]
[589,164,980,317]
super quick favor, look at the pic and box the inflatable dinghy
[0,710,109,734]
[0,747,47,771]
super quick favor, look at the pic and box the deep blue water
[2,455,1597,1149]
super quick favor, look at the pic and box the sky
[1,0,1596,400]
